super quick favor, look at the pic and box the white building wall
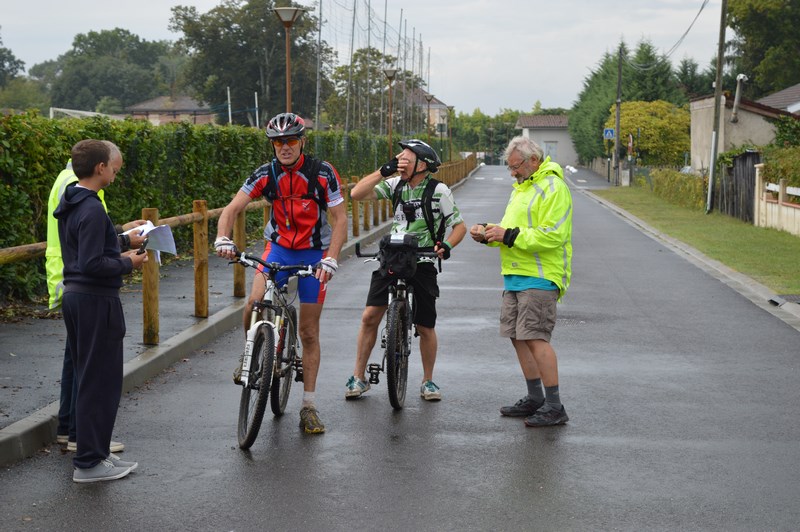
[520,128,579,167]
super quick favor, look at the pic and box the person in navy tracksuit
[54,139,147,483]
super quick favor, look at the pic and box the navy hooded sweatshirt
[53,184,132,297]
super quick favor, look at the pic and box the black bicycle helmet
[399,139,441,173]
[266,112,306,138]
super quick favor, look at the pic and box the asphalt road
[1,165,799,531]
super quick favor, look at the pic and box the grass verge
[592,187,800,296]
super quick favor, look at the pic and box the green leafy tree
[95,96,124,114]
[727,0,800,98]
[675,57,712,99]
[171,0,335,125]
[0,31,25,88]
[451,108,492,153]
[570,39,700,163]
[0,77,50,112]
[324,47,404,131]
[569,49,619,163]
[47,28,171,110]
[51,55,161,110]
[604,100,690,166]
[28,58,63,90]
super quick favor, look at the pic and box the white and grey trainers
[73,459,133,483]
[420,380,442,401]
[345,376,370,399]
[108,453,138,472]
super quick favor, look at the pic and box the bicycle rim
[385,299,408,409]
[270,305,297,416]
[237,325,275,449]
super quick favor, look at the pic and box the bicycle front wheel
[270,305,298,416]
[237,324,275,449]
[385,299,409,410]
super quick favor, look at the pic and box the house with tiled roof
[690,94,795,171]
[757,82,800,114]
[514,114,578,166]
[126,95,216,125]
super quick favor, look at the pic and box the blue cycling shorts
[261,243,327,304]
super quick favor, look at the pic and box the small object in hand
[136,237,149,255]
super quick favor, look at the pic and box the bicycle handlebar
[232,251,315,277]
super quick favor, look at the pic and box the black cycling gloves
[436,241,452,260]
[502,227,520,248]
[380,157,399,178]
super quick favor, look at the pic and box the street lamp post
[272,7,306,113]
[383,68,397,158]
[424,94,434,143]
[487,126,495,164]
[447,106,454,162]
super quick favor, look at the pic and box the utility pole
[706,0,728,214]
[614,43,622,186]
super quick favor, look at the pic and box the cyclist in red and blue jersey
[215,113,347,434]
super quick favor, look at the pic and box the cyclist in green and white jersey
[346,139,466,401]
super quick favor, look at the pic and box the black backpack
[391,177,447,247]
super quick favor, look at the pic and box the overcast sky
[3,0,724,114]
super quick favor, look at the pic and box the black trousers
[62,291,125,469]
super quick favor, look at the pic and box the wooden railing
[0,155,477,344]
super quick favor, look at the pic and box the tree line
[1,0,797,166]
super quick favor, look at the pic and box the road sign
[603,128,615,140]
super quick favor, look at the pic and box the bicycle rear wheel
[270,305,298,416]
[385,299,409,410]
[237,324,275,449]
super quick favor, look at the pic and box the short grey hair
[504,136,543,163]
[102,140,121,160]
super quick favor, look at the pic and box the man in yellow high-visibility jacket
[470,136,573,427]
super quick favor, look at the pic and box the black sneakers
[500,396,544,417]
[524,403,569,427]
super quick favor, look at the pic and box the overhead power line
[624,0,711,71]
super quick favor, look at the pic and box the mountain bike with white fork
[230,251,314,449]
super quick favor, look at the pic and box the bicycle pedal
[294,368,304,382]
[367,363,381,385]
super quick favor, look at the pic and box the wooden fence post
[779,178,787,231]
[233,210,246,298]
[350,178,360,238]
[193,200,208,318]
[142,207,159,345]
[754,164,763,228]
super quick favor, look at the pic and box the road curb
[0,222,395,467]
[0,172,476,467]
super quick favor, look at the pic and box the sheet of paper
[124,221,177,264]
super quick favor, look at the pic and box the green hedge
[761,145,800,188]
[648,168,707,210]
[0,113,390,302]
